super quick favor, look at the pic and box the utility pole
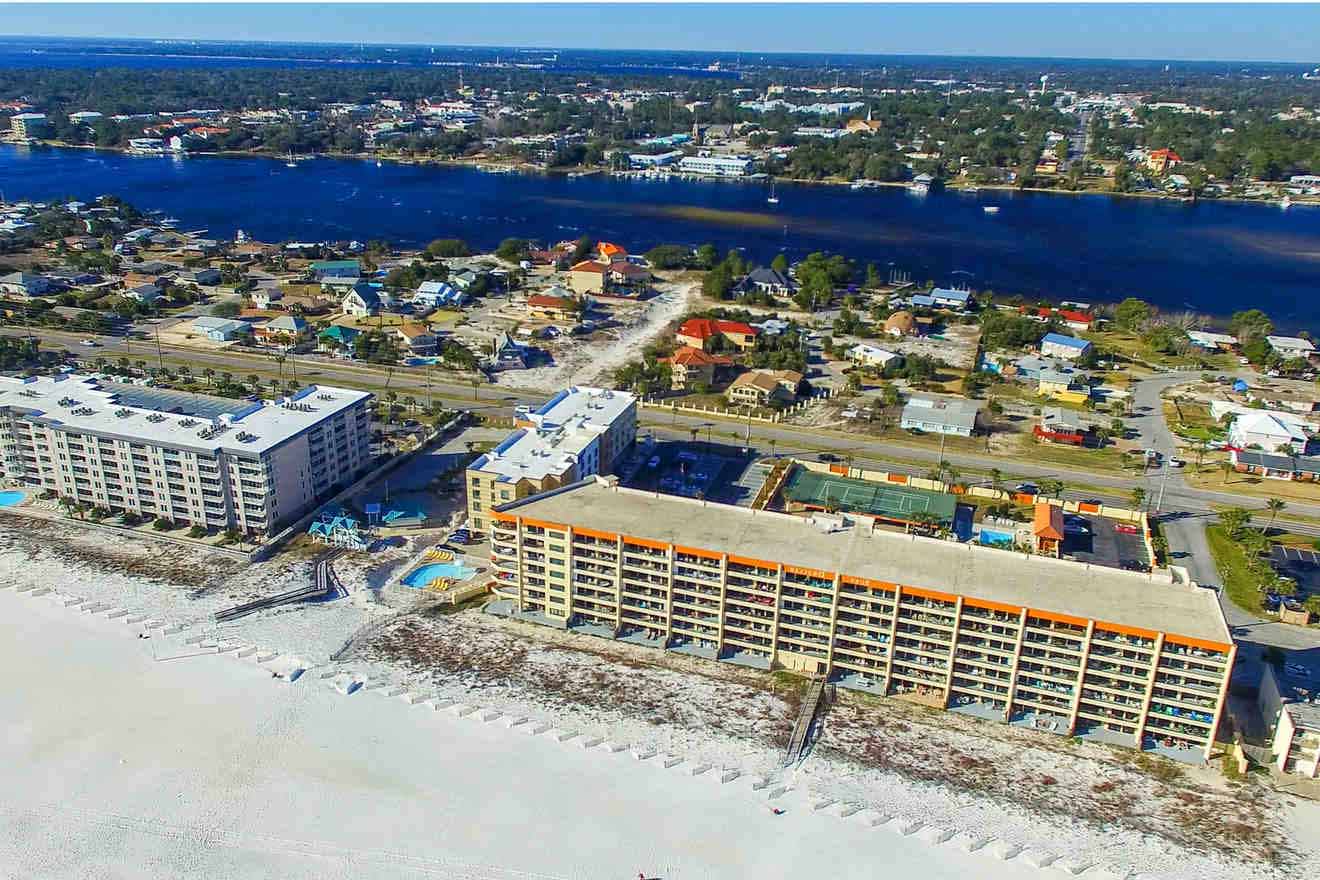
[153,325,164,372]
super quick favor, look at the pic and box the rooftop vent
[114,408,133,418]
[178,418,198,428]
[145,413,166,423]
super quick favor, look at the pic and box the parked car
[1014,483,1039,495]
[81,338,99,347]
[1120,559,1151,572]
[1115,523,1139,535]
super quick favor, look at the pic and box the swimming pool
[0,490,25,507]
[402,561,477,588]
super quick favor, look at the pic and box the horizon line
[1,32,1317,68]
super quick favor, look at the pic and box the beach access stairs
[783,674,833,767]
[213,549,345,623]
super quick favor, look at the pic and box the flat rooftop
[0,374,371,456]
[499,479,1231,645]
[472,387,634,483]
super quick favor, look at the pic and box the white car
[80,339,99,347]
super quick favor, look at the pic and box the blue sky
[4,3,1319,63]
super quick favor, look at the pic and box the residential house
[255,315,309,347]
[675,318,760,352]
[310,260,361,284]
[491,331,528,371]
[341,283,382,318]
[1024,307,1094,332]
[900,395,982,437]
[883,310,918,338]
[1040,332,1093,361]
[606,260,650,292]
[413,280,466,309]
[1146,148,1182,174]
[177,267,221,287]
[1187,330,1238,351]
[726,370,802,407]
[929,288,975,310]
[191,316,251,343]
[525,289,582,323]
[567,260,607,294]
[318,324,361,355]
[738,267,798,298]
[1267,335,1317,360]
[250,284,283,310]
[0,272,53,298]
[393,322,438,355]
[1038,368,1089,405]
[847,343,902,370]
[280,292,334,316]
[1229,411,1314,454]
[659,346,733,392]
[123,283,163,304]
[1034,407,1090,446]
[1231,449,1320,482]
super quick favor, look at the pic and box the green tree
[695,243,719,270]
[494,238,529,263]
[212,300,241,318]
[1130,487,1146,511]
[771,253,789,274]
[425,238,470,259]
[1229,309,1273,342]
[1219,507,1253,538]
[1113,297,1152,331]
[1265,497,1287,530]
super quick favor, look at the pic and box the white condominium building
[0,374,373,535]
[678,154,755,177]
[466,387,636,535]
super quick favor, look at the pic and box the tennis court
[781,466,958,525]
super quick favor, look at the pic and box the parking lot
[1271,545,1320,603]
[622,441,762,506]
[1060,512,1151,571]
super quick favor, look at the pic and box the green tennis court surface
[781,466,957,524]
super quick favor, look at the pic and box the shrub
[188,525,207,538]
[152,518,175,531]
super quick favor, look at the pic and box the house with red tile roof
[659,345,733,391]
[1147,148,1183,174]
[675,318,760,352]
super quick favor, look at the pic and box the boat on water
[983,206,1000,215]
[375,159,383,168]
[1280,196,1293,210]
[766,180,779,205]
[160,216,180,227]
[285,150,297,169]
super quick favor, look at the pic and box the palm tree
[1041,478,1065,499]
[203,368,215,387]
[403,395,417,413]
[1266,497,1287,531]
[1130,487,1146,511]
[988,468,1003,495]
[247,374,260,391]
[178,365,192,382]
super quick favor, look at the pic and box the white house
[413,280,466,309]
[900,395,982,437]
[848,343,902,370]
[1229,411,1313,454]
[1187,330,1238,351]
[191,316,250,342]
[1040,332,1093,361]
[0,272,53,297]
[1267,335,1317,360]
[250,284,283,310]
[341,283,382,318]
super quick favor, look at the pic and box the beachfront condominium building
[0,374,373,536]
[489,477,1235,762]
[465,387,636,536]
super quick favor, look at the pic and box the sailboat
[1280,195,1293,210]
[285,150,298,169]
[766,179,779,205]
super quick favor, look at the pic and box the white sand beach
[2,586,1047,880]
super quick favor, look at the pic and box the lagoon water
[3,144,1318,325]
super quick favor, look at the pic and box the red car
[1115,524,1139,535]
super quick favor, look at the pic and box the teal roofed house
[318,324,361,353]
[310,259,361,282]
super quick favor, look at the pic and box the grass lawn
[1205,523,1266,616]
[1084,329,1234,372]
[1163,400,1226,443]
[1187,466,1320,505]
[1007,433,1130,474]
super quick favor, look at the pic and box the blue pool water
[0,491,26,507]
[402,561,477,588]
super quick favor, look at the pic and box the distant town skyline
[4,3,1320,64]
